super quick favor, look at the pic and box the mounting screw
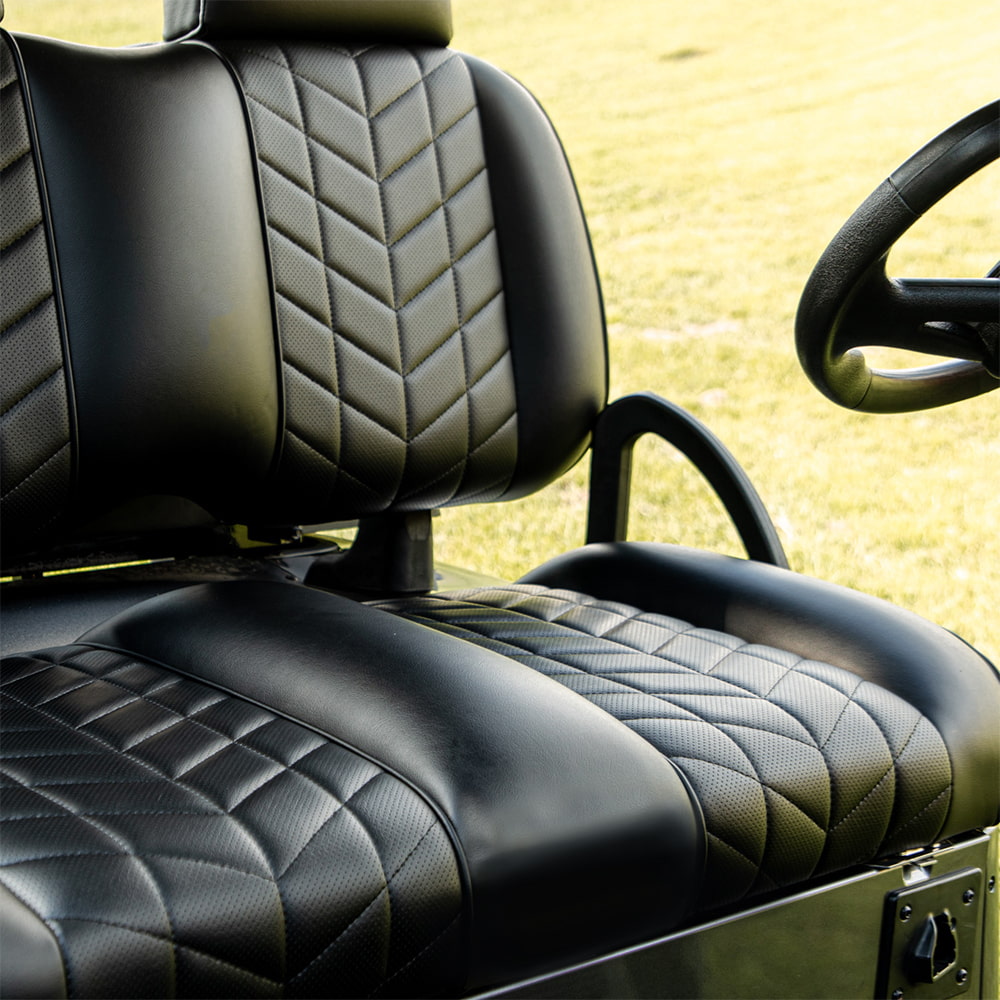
[955,968,969,985]
[891,990,904,999]
[899,904,913,921]
[962,889,975,905]
[988,876,996,893]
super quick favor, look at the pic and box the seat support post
[306,510,435,594]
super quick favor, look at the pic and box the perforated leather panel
[222,43,518,521]
[0,37,72,552]
[374,586,953,909]
[0,646,464,998]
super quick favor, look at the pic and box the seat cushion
[2,580,703,995]
[0,644,464,998]
[372,582,955,909]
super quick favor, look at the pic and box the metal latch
[877,867,984,999]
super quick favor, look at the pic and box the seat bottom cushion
[3,580,705,995]
[0,645,464,998]
[371,583,954,909]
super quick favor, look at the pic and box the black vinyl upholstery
[225,41,521,518]
[1,1,998,996]
[0,38,72,546]
[2,645,465,998]
[373,580,954,909]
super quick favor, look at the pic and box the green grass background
[6,0,997,664]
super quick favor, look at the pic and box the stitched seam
[416,611,829,759]
[50,915,282,988]
[381,106,479,187]
[285,369,407,447]
[261,149,487,265]
[1,847,275,884]
[231,43,458,129]
[0,364,62,420]
[355,48,408,508]
[816,676,864,752]
[288,818,440,982]
[279,43,344,502]
[369,50,458,126]
[3,670,94,708]
[274,281,339,335]
[284,428,373,495]
[368,912,460,998]
[383,603,844,849]
[4,661,357,837]
[828,763,895,834]
[1,769,182,962]
[0,213,42,254]
[248,96,373,184]
[263,162,381,247]
[886,784,952,841]
[403,285,501,376]
[704,828,762,873]
[284,331,395,389]
[266,216,384,304]
[827,711,921,834]
[397,223,496,310]
[231,45,365,120]
[0,652,68,686]
[646,747,826,835]
[274,768,383,879]
[407,356,511,443]
[282,423,339,468]
[390,607,804,720]
[0,441,70,504]
[388,606,827,840]
[436,591,906,733]
[1,688,229,814]
[3,670,430,986]
[395,416,516,505]
[32,661,341,808]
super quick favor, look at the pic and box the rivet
[891,990,904,1000]
[899,904,913,921]
[988,876,996,893]
[956,968,969,985]
[962,889,975,905]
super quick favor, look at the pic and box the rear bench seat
[2,1,997,997]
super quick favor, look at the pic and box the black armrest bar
[585,392,789,567]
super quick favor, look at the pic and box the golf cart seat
[1,1,997,996]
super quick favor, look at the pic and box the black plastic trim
[586,392,788,568]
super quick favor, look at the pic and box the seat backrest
[0,0,608,565]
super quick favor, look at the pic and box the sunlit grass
[5,0,997,663]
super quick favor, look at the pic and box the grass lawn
[6,0,998,663]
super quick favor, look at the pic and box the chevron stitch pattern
[0,647,464,997]
[372,585,953,909]
[0,38,73,549]
[223,43,518,521]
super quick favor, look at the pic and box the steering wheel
[796,100,999,412]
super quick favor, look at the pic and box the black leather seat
[1,1,997,997]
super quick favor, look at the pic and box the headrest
[163,0,452,45]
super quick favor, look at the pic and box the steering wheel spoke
[835,271,1000,359]
[797,101,1000,412]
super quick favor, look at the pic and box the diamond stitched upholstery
[222,43,518,521]
[0,647,464,998]
[0,37,72,551]
[373,586,953,909]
